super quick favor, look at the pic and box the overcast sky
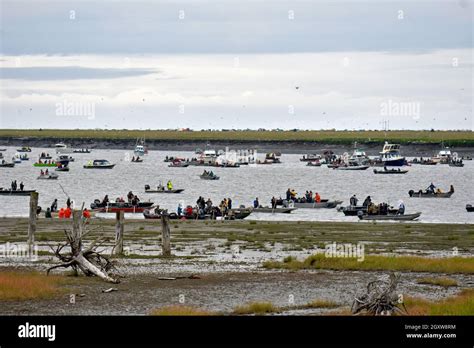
[0,0,472,130]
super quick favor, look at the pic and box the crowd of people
[285,188,321,203]
[176,196,233,219]
[349,194,405,215]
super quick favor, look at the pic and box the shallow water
[0,147,473,223]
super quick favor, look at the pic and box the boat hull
[358,212,421,221]
[282,200,342,209]
[408,190,453,198]
[373,169,408,174]
[252,207,296,214]
[381,158,406,166]
[83,164,115,169]
[0,189,36,196]
[145,189,184,194]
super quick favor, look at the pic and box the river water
[0,147,473,223]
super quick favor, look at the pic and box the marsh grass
[263,254,474,274]
[150,305,215,316]
[233,302,279,315]
[417,277,458,287]
[0,271,63,300]
[405,289,474,315]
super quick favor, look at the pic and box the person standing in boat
[398,201,405,215]
[286,189,291,201]
[167,180,173,191]
[51,199,58,212]
[227,198,232,210]
[66,197,71,208]
[177,203,183,217]
[19,182,24,191]
[362,196,371,207]
[271,196,277,209]
[350,195,358,207]
[253,197,260,208]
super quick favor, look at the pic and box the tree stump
[161,212,171,257]
[28,192,39,248]
[113,211,124,255]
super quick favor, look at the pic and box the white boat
[432,148,452,164]
[134,138,148,156]
[55,143,73,154]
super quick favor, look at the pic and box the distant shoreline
[0,129,473,155]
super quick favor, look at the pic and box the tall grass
[150,305,215,316]
[263,255,474,274]
[0,271,63,300]
[233,302,279,315]
[405,289,474,315]
[0,129,472,145]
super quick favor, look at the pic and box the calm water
[1,147,473,223]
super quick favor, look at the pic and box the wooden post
[72,210,83,253]
[161,213,171,257]
[113,211,124,255]
[28,192,39,248]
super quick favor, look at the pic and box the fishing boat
[131,157,144,163]
[0,188,36,195]
[282,199,342,209]
[57,155,74,163]
[144,185,184,193]
[334,164,370,170]
[33,162,57,167]
[134,138,148,156]
[55,143,73,154]
[419,160,437,165]
[378,142,406,166]
[73,148,91,153]
[164,156,185,163]
[17,147,32,152]
[37,173,58,180]
[0,162,15,168]
[263,152,281,164]
[168,160,189,167]
[90,200,154,213]
[466,204,474,212]
[373,168,408,174]
[0,149,6,151]
[55,166,70,172]
[17,153,29,161]
[300,154,321,162]
[432,146,452,164]
[408,187,454,198]
[252,207,296,214]
[306,161,322,167]
[339,205,399,216]
[83,159,115,169]
[200,171,219,180]
[358,212,421,221]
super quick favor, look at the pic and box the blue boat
[379,142,406,166]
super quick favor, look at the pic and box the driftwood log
[47,210,120,283]
[352,272,406,316]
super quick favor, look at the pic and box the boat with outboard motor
[37,173,58,180]
[83,159,115,169]
[358,211,421,221]
[17,147,32,152]
[200,171,219,180]
[0,188,36,195]
[373,168,408,174]
[466,204,474,212]
[91,200,154,213]
[281,199,342,209]
[408,186,454,198]
[252,206,297,214]
[144,184,184,193]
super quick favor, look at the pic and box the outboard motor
[357,210,364,219]
[145,184,150,190]
[408,190,414,197]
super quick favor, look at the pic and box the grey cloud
[0,66,159,80]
